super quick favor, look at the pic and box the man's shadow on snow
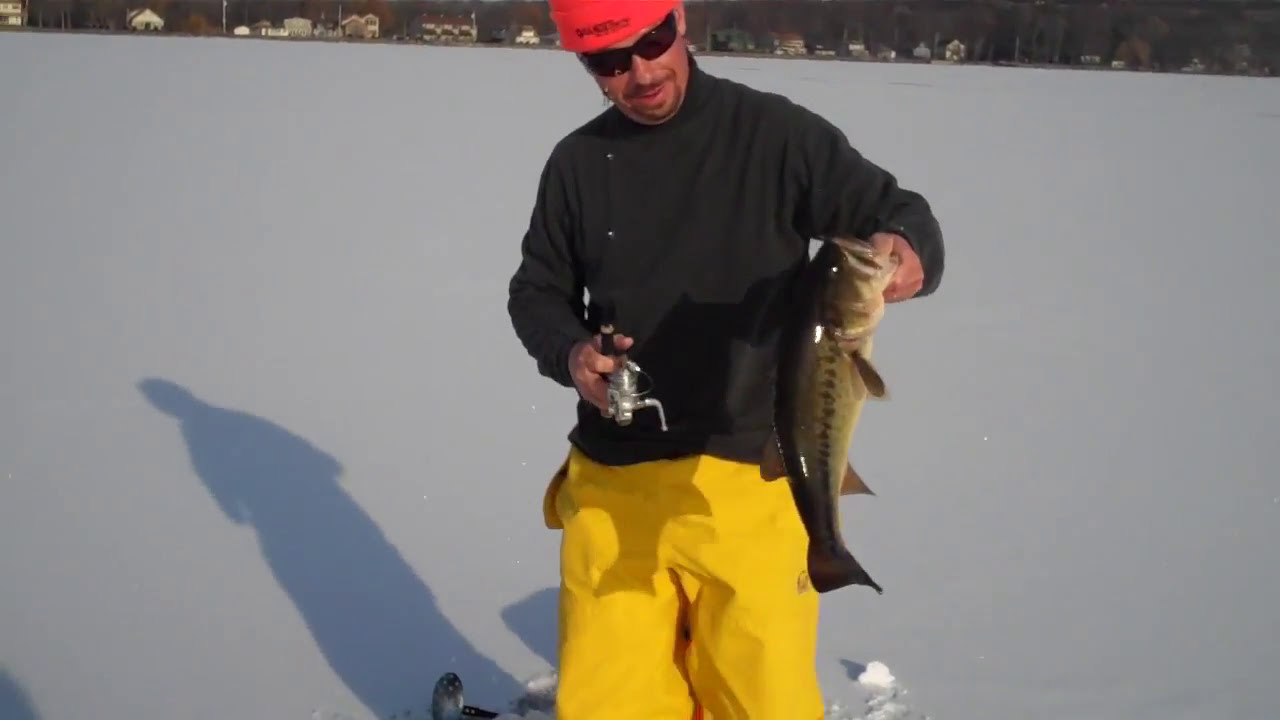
[137,378,522,718]
[501,587,560,668]
[0,667,40,720]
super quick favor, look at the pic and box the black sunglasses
[577,11,680,77]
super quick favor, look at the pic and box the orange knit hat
[549,0,679,54]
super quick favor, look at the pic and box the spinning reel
[598,321,669,432]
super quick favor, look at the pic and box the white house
[283,17,312,38]
[944,39,966,62]
[773,33,806,55]
[514,25,539,45]
[126,8,163,31]
[340,13,378,39]
[251,19,287,37]
[0,0,25,27]
[418,13,476,43]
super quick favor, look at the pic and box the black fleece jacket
[507,55,944,467]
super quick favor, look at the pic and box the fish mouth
[829,236,895,277]
[829,236,876,256]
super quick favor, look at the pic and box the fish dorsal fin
[840,461,876,496]
[850,349,888,399]
[761,429,787,481]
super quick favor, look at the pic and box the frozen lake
[2,30,1279,720]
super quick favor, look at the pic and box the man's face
[582,7,690,126]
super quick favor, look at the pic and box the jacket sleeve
[787,104,945,298]
[507,151,593,389]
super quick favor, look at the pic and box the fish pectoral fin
[850,350,888,399]
[760,431,787,481]
[840,461,875,496]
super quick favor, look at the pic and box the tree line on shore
[19,0,1279,75]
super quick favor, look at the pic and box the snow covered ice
[3,30,1280,720]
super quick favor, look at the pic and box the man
[506,1,944,718]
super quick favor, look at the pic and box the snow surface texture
[3,31,1279,720]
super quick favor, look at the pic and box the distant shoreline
[3,26,1268,79]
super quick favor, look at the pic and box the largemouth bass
[762,236,899,594]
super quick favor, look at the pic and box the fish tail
[807,543,884,595]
